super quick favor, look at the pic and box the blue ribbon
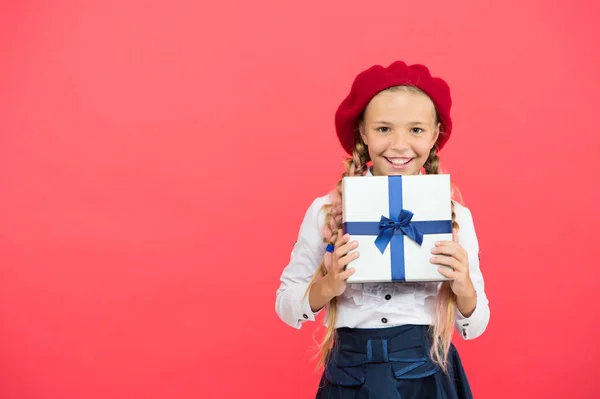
[375,210,424,253]
[343,176,452,281]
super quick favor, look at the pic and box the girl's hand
[430,229,476,298]
[324,229,358,297]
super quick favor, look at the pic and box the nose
[390,130,410,151]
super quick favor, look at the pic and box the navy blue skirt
[316,325,473,399]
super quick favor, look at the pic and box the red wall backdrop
[2,1,599,398]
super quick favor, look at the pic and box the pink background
[2,0,599,397]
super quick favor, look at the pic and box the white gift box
[342,175,453,283]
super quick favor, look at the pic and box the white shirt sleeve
[275,196,329,329]
[453,203,490,340]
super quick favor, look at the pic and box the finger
[337,239,358,257]
[334,241,355,261]
[434,241,468,259]
[339,267,356,280]
[331,231,348,257]
[430,255,463,272]
[334,229,348,247]
[430,256,461,271]
[431,244,468,265]
[338,250,359,268]
[431,245,458,256]
[437,265,456,279]
[434,240,460,248]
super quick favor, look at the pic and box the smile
[385,157,413,169]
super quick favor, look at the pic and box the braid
[424,146,459,373]
[303,139,370,369]
[423,146,440,176]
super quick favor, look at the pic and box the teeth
[388,158,410,165]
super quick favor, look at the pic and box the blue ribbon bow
[375,210,424,254]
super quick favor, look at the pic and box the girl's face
[359,88,440,176]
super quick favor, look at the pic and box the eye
[376,127,391,133]
[411,127,424,134]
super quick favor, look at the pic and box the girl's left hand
[430,229,476,298]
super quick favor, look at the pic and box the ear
[358,122,368,146]
[431,122,441,149]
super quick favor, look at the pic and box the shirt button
[303,314,309,319]
[385,294,391,300]
[381,318,388,324]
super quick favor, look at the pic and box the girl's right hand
[324,229,359,297]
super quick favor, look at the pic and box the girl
[275,61,490,398]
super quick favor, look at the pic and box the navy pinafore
[316,325,473,399]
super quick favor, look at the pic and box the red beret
[335,61,453,154]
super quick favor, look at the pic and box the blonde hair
[305,85,459,373]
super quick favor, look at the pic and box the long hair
[305,85,459,373]
[424,146,459,373]
[302,138,370,370]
